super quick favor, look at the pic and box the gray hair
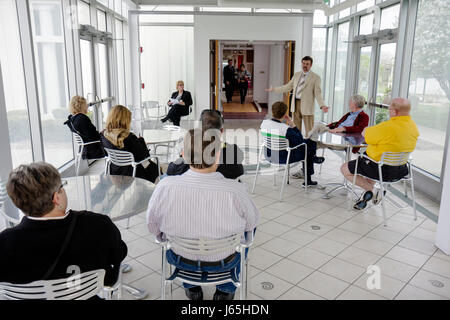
[350,95,366,109]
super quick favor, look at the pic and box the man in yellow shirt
[340,98,419,210]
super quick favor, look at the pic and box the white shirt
[146,170,260,261]
[295,71,309,99]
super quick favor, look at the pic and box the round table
[65,174,154,222]
[65,174,155,299]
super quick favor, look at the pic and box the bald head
[389,98,411,118]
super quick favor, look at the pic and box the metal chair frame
[73,133,105,176]
[351,151,417,226]
[252,131,308,201]
[156,231,253,300]
[0,269,107,300]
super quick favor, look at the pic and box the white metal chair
[73,133,105,176]
[103,148,160,180]
[351,151,417,226]
[0,269,108,300]
[156,231,253,300]
[252,131,307,201]
[142,100,168,128]
[153,125,184,163]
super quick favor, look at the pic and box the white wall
[253,44,270,104]
[194,14,312,118]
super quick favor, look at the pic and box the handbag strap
[42,212,78,280]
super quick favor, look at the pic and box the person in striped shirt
[146,128,259,300]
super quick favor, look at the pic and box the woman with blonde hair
[161,80,193,126]
[100,105,159,183]
[64,95,105,159]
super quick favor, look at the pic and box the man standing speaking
[266,56,329,134]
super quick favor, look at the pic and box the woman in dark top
[64,95,105,159]
[0,162,127,292]
[161,80,193,126]
[101,105,159,183]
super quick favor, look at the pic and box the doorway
[209,40,295,120]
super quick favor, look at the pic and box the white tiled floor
[85,121,449,300]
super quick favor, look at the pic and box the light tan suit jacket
[273,71,325,115]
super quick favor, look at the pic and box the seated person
[161,80,193,127]
[101,105,159,183]
[0,162,127,293]
[260,101,325,186]
[166,109,244,179]
[147,128,259,301]
[341,98,419,210]
[327,94,369,134]
[64,95,105,159]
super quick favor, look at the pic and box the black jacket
[167,143,244,179]
[0,210,127,286]
[100,132,159,183]
[223,65,235,83]
[64,113,106,159]
[169,90,193,115]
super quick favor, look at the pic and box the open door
[283,41,295,112]
[209,40,220,110]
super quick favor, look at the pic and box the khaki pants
[294,99,314,135]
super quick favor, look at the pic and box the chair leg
[404,180,408,198]
[410,176,417,221]
[126,217,130,229]
[251,147,263,194]
[240,252,245,300]
[161,249,166,300]
[132,165,137,178]
[280,163,289,202]
[380,183,387,227]
[287,164,290,184]
[75,156,80,176]
[273,167,276,186]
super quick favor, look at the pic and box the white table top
[143,128,187,145]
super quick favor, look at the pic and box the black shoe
[184,286,203,300]
[161,117,168,123]
[313,156,325,164]
[213,289,235,300]
[353,190,374,210]
[302,180,318,187]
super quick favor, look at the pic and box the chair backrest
[260,131,289,151]
[162,125,181,132]
[104,148,135,167]
[380,152,411,166]
[168,234,242,256]
[73,132,84,146]
[0,269,105,300]
[142,101,160,119]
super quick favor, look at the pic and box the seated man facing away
[166,109,244,179]
[0,162,127,295]
[327,94,369,134]
[260,101,325,186]
[341,98,419,210]
[147,128,259,300]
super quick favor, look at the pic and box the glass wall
[333,22,349,120]
[312,27,327,122]
[115,19,126,105]
[139,25,194,108]
[408,0,450,177]
[29,0,73,168]
[0,0,33,168]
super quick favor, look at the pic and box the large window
[115,19,126,105]
[140,25,194,109]
[312,28,327,122]
[333,22,349,120]
[408,0,450,177]
[0,0,33,168]
[30,0,73,168]
[324,27,334,122]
